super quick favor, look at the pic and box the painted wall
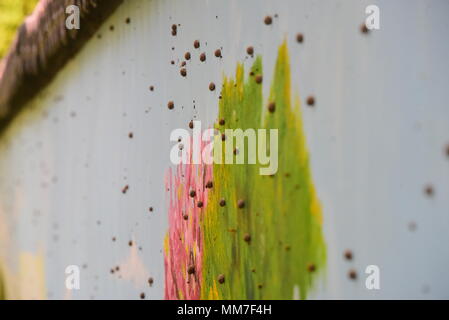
[0,0,448,299]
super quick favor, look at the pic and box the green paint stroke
[201,41,326,299]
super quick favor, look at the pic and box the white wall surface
[0,0,448,299]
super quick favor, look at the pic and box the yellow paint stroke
[0,0,39,58]
[0,251,47,300]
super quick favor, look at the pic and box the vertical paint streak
[164,136,213,300]
[0,268,5,300]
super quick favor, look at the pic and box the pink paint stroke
[164,137,213,300]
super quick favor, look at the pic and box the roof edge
[0,0,123,135]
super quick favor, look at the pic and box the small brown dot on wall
[219,199,226,207]
[424,185,434,197]
[180,68,187,77]
[237,199,245,209]
[246,46,254,56]
[197,201,204,208]
[306,96,315,106]
[408,221,417,232]
[206,181,213,188]
[268,102,276,113]
[187,265,195,275]
[149,207,153,212]
[445,144,449,157]
[193,40,200,49]
[125,17,131,24]
[348,269,357,280]
[421,284,431,294]
[185,52,191,60]
[180,61,186,67]
[344,250,353,261]
[360,23,369,34]
[148,277,154,286]
[128,240,133,246]
[296,33,304,43]
[221,133,226,141]
[243,233,251,243]
[128,132,133,139]
[189,120,194,129]
[183,214,188,220]
[307,263,316,273]
[255,74,263,84]
[112,237,116,242]
[140,292,145,299]
[167,101,174,110]
[264,16,272,25]
[219,118,225,126]
[189,190,196,198]
[217,274,225,284]
[122,185,129,194]
[149,86,154,91]
[258,284,263,289]
[214,49,222,58]
[170,60,175,65]
[109,25,114,31]
[209,82,216,91]
[200,52,206,62]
